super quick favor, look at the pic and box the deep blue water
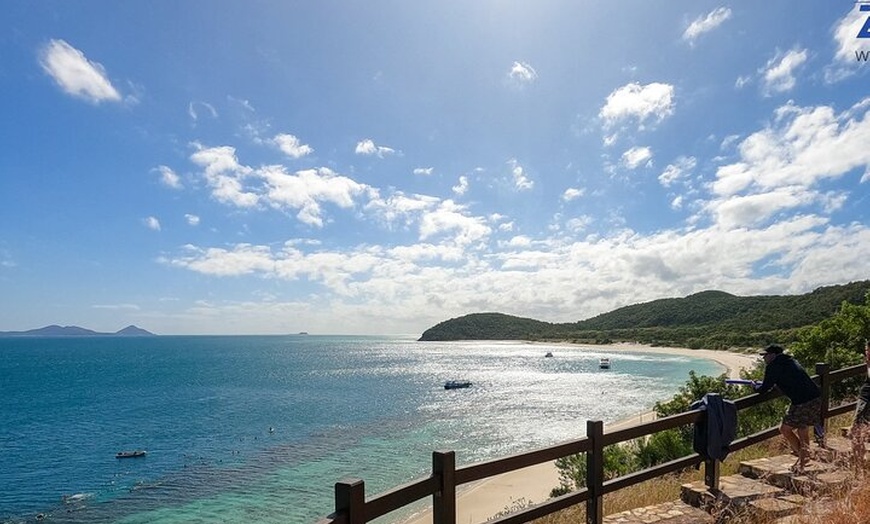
[0,336,723,523]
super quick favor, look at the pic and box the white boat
[599,358,611,369]
[444,380,472,390]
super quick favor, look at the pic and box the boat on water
[544,351,554,358]
[599,357,611,369]
[444,380,472,390]
[116,450,147,459]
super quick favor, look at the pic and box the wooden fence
[316,361,866,524]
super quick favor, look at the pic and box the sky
[1,2,869,336]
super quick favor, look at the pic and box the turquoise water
[0,336,723,523]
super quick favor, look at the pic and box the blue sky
[1,2,869,335]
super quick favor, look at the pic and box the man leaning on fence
[754,343,822,474]
[850,340,870,472]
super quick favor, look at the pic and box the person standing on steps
[754,344,822,473]
[850,340,870,471]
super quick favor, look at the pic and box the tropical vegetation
[549,288,870,500]
[420,280,870,350]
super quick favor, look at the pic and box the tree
[790,293,870,399]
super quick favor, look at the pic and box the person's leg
[779,422,801,455]
[796,425,810,467]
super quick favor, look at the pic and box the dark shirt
[756,353,820,405]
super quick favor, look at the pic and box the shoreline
[399,343,757,524]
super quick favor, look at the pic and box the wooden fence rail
[316,361,867,524]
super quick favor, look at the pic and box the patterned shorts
[783,396,822,428]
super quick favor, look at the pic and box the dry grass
[527,425,870,524]
[529,441,777,523]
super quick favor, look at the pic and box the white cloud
[365,192,439,226]
[735,75,752,89]
[157,165,182,189]
[683,7,732,44]
[709,186,816,229]
[92,303,140,310]
[621,146,653,169]
[189,144,259,208]
[414,167,434,176]
[713,98,870,198]
[600,82,675,129]
[565,215,593,233]
[761,48,808,95]
[185,214,200,226]
[508,61,538,85]
[144,216,161,231]
[273,134,314,159]
[508,159,534,190]
[720,134,740,150]
[355,139,396,158]
[418,200,491,245]
[188,101,217,122]
[562,188,585,201]
[38,39,121,104]
[260,166,370,227]
[452,175,469,195]
[706,98,870,229]
[187,144,377,226]
[161,216,870,334]
[658,156,696,187]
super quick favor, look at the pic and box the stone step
[738,453,851,495]
[814,435,852,464]
[770,496,839,523]
[744,496,802,521]
[681,474,784,510]
[603,500,712,523]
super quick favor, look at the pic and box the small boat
[116,450,147,459]
[599,358,611,369]
[544,351,554,358]
[444,380,472,390]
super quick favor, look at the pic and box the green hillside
[418,281,870,349]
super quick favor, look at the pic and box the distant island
[0,325,156,337]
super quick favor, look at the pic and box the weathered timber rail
[315,361,866,524]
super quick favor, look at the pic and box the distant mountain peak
[115,325,156,336]
[0,325,157,337]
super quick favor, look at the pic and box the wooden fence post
[433,450,456,524]
[816,362,830,448]
[704,458,720,492]
[335,478,366,524]
[586,420,604,524]
[698,403,720,493]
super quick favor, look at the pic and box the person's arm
[755,364,776,393]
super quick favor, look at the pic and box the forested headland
[419,280,870,350]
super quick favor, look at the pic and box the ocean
[0,336,723,524]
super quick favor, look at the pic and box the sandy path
[398,344,756,524]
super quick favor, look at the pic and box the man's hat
[759,344,784,356]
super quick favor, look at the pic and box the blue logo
[858,4,870,38]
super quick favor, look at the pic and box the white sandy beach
[400,343,757,524]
